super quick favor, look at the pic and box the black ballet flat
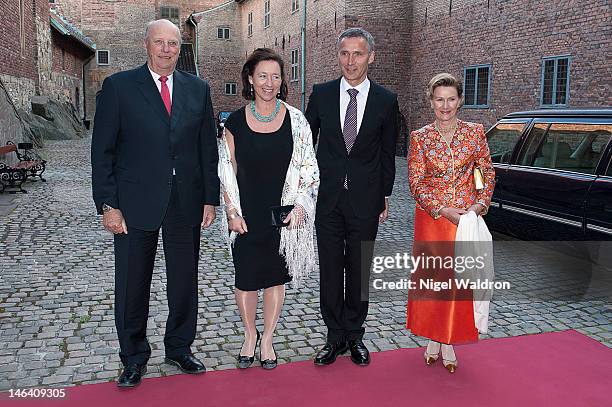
[237,330,260,369]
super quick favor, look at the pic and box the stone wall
[0,0,50,110]
[0,79,29,160]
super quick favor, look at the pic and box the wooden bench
[7,141,47,182]
[0,144,28,193]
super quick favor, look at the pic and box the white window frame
[160,6,180,24]
[96,50,110,66]
[291,0,300,13]
[217,27,231,40]
[291,49,299,82]
[264,0,271,29]
[540,55,571,108]
[247,12,253,37]
[224,82,237,96]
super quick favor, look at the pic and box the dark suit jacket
[305,78,398,219]
[91,64,220,231]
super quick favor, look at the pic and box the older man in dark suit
[91,19,219,387]
[306,27,398,367]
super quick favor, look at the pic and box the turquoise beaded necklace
[250,99,281,123]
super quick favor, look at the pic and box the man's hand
[439,207,468,225]
[379,197,390,223]
[103,208,128,234]
[201,205,216,228]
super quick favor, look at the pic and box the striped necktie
[343,88,359,188]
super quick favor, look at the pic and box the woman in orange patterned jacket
[406,73,495,373]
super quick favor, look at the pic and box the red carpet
[2,330,609,407]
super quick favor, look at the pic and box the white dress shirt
[148,67,174,102]
[149,67,175,175]
[339,76,370,134]
[339,76,390,199]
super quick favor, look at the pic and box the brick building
[407,0,611,133]
[49,10,97,119]
[196,0,610,149]
[0,0,95,147]
[194,0,412,123]
[0,0,51,110]
[49,0,224,122]
[17,0,608,139]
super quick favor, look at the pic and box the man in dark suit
[91,19,219,387]
[305,28,398,366]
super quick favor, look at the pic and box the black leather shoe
[165,354,206,374]
[238,330,260,369]
[117,364,146,388]
[314,342,348,365]
[348,339,370,366]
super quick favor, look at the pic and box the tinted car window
[518,123,549,166]
[519,123,612,174]
[486,121,527,163]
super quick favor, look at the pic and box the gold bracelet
[227,212,239,221]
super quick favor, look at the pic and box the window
[97,50,109,65]
[291,49,299,82]
[264,0,271,28]
[224,83,237,96]
[518,123,612,174]
[160,6,180,24]
[486,121,528,163]
[247,12,253,37]
[463,65,491,108]
[217,27,230,40]
[292,0,299,13]
[541,56,570,107]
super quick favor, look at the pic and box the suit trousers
[316,189,379,343]
[113,179,200,366]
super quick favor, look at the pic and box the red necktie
[159,76,171,115]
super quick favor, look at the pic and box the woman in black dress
[218,49,319,370]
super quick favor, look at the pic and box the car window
[518,123,549,166]
[607,157,612,177]
[519,123,612,174]
[486,121,527,163]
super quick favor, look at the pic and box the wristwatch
[102,203,114,213]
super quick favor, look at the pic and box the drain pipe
[82,53,95,127]
[300,0,307,111]
[188,14,200,77]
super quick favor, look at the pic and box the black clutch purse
[270,205,294,228]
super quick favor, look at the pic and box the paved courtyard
[0,137,610,390]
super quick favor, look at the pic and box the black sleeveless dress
[224,106,293,291]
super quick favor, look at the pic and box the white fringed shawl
[217,101,320,286]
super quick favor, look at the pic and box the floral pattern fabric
[408,120,495,219]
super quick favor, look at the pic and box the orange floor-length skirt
[406,207,478,344]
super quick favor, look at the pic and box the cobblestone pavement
[0,137,610,390]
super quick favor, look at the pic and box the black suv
[485,109,612,241]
